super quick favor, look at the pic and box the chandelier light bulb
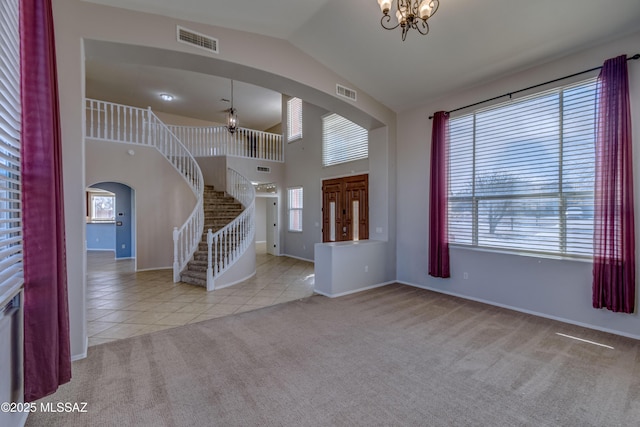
[378,0,392,13]
[418,0,432,19]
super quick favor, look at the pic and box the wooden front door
[322,174,368,242]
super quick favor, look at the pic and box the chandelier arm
[380,13,400,31]
[428,1,439,17]
[414,19,430,35]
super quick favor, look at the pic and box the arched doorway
[86,182,136,262]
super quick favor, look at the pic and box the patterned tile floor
[87,247,315,346]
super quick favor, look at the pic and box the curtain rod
[428,53,640,119]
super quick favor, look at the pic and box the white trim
[212,271,257,290]
[314,280,395,298]
[71,337,88,361]
[281,253,314,263]
[135,266,172,272]
[321,170,369,182]
[396,280,640,341]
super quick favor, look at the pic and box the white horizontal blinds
[448,79,597,257]
[287,97,302,142]
[0,0,23,290]
[288,187,303,231]
[322,113,368,167]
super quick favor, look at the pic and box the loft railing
[166,125,284,162]
[205,168,256,290]
[85,99,204,283]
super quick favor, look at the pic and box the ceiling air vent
[176,26,219,54]
[336,84,357,101]
[257,166,271,173]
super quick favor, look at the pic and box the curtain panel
[21,0,72,401]
[428,111,450,278]
[592,55,636,313]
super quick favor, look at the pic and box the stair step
[181,186,249,289]
[180,271,207,287]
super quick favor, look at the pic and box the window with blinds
[288,187,303,232]
[448,79,597,257]
[287,97,303,142]
[322,113,368,167]
[0,0,23,290]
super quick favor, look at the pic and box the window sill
[449,243,593,263]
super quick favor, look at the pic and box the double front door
[322,174,368,242]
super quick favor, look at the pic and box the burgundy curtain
[428,111,450,278]
[21,0,72,401]
[592,55,636,313]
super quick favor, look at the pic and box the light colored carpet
[26,284,640,426]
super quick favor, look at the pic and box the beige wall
[396,30,640,338]
[53,0,395,359]
[86,140,195,270]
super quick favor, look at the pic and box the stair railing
[85,99,204,282]
[167,124,284,162]
[206,167,256,291]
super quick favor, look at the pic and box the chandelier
[377,0,439,41]
[227,79,238,134]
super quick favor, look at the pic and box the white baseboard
[314,281,395,298]
[281,253,314,263]
[213,271,257,290]
[136,266,172,272]
[71,337,88,362]
[396,280,640,341]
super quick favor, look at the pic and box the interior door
[266,197,279,255]
[322,174,368,242]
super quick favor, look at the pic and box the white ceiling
[84,0,640,128]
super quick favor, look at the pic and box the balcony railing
[166,125,283,162]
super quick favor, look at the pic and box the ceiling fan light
[227,107,238,134]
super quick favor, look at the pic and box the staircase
[180,185,244,287]
[85,99,259,291]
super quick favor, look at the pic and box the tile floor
[87,247,315,346]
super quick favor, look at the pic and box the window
[287,97,303,142]
[448,79,597,257]
[0,0,23,291]
[88,191,116,222]
[288,187,303,232]
[322,113,368,167]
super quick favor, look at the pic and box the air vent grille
[177,26,219,54]
[257,166,271,173]
[336,84,357,101]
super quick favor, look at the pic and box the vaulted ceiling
[83,0,640,129]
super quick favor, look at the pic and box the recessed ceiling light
[160,93,174,101]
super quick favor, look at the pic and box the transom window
[448,79,597,257]
[322,113,368,167]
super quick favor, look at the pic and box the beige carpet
[26,284,640,426]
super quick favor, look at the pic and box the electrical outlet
[121,244,126,249]
[365,265,369,272]
[463,272,468,280]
